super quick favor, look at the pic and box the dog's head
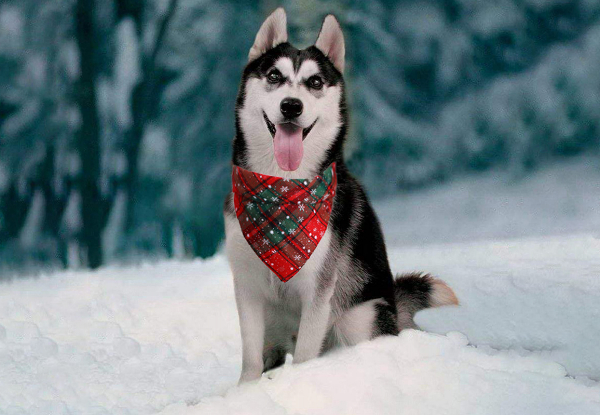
[234,8,347,177]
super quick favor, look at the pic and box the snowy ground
[375,157,600,246]
[1,160,600,414]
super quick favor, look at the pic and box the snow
[0,259,239,414]
[18,189,45,250]
[1,160,600,414]
[140,125,171,178]
[102,189,127,263]
[112,18,142,128]
[375,158,600,246]
[164,332,599,415]
[0,5,24,55]
[396,235,600,380]
[467,3,524,35]
[1,234,599,414]
[434,23,600,176]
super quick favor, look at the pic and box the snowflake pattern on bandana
[232,163,337,282]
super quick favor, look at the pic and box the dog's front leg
[293,295,333,364]
[234,283,265,383]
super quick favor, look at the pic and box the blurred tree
[156,0,261,258]
[75,0,106,268]
[117,0,179,230]
[2,0,600,275]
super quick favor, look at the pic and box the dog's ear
[315,15,345,73]
[248,8,288,63]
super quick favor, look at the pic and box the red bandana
[232,163,337,282]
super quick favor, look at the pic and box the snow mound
[393,235,600,380]
[1,235,600,414]
[0,258,241,414]
[161,331,599,415]
[375,159,600,247]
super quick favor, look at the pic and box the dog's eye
[307,76,323,90]
[267,69,282,84]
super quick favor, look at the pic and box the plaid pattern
[232,163,337,282]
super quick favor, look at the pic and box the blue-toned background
[1,0,599,275]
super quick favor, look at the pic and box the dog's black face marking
[245,43,343,91]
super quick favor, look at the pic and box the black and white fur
[224,8,458,384]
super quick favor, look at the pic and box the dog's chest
[225,207,333,304]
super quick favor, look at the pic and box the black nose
[280,98,303,119]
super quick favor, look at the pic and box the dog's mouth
[262,112,317,141]
[263,111,318,172]
[263,112,276,137]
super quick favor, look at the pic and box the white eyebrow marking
[297,60,320,81]
[274,57,294,79]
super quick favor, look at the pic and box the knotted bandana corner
[232,163,337,282]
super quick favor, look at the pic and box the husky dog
[225,8,458,384]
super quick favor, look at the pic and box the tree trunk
[75,0,104,269]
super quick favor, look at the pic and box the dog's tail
[394,272,459,331]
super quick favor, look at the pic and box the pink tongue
[273,123,303,171]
